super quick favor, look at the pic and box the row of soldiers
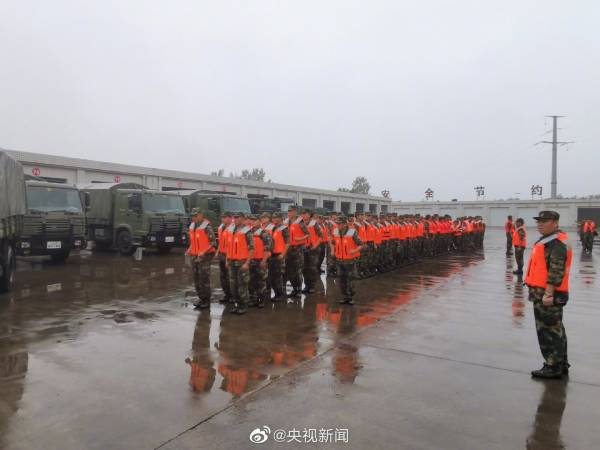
[186,206,486,314]
[578,219,597,254]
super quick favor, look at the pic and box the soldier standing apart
[525,211,573,379]
[505,215,515,256]
[226,213,254,315]
[512,218,527,275]
[583,220,597,253]
[269,213,289,302]
[249,215,272,308]
[186,209,217,309]
[216,212,233,304]
[330,216,364,305]
[286,206,310,298]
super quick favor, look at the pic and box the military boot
[531,364,563,379]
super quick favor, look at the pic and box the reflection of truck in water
[175,190,252,227]
[80,183,188,255]
[0,151,26,292]
[17,180,86,262]
[248,194,296,215]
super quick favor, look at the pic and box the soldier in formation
[189,208,485,314]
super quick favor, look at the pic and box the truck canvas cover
[0,150,27,220]
[79,182,146,222]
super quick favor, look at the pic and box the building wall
[5,149,392,214]
[392,200,600,227]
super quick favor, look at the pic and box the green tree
[350,176,370,195]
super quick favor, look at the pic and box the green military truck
[0,151,26,292]
[81,183,188,255]
[175,190,252,228]
[17,179,86,263]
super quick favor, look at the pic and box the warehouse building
[4,149,392,214]
[393,199,600,228]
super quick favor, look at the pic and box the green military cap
[221,211,233,217]
[271,212,283,219]
[260,212,272,219]
[190,207,204,216]
[336,216,348,224]
[232,211,245,218]
[288,205,298,211]
[534,210,560,221]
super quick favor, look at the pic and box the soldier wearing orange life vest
[186,208,217,309]
[216,212,233,304]
[269,212,289,302]
[249,215,272,308]
[525,210,572,379]
[330,216,364,305]
[505,215,515,256]
[512,218,527,275]
[226,212,254,315]
[286,205,309,298]
[582,219,597,253]
[302,209,323,294]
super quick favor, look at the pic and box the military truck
[248,194,296,215]
[17,179,86,263]
[0,151,26,292]
[80,183,188,255]
[175,190,252,228]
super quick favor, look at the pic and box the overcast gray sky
[1,0,598,201]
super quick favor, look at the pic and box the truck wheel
[0,243,16,293]
[50,250,71,263]
[156,245,172,255]
[117,230,136,256]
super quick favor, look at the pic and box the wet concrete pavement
[1,232,599,449]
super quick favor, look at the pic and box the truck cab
[18,180,86,262]
[175,191,252,228]
[82,183,188,255]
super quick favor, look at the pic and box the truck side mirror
[84,192,91,211]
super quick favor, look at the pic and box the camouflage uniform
[269,225,289,299]
[514,227,526,273]
[249,228,272,306]
[528,234,569,369]
[228,225,254,312]
[303,219,322,291]
[286,218,309,294]
[191,222,217,307]
[335,228,363,303]
[218,223,233,302]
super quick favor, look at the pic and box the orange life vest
[512,226,527,248]
[188,220,214,256]
[228,226,251,260]
[333,228,360,260]
[253,229,268,259]
[218,223,233,256]
[289,218,306,247]
[525,232,572,292]
[357,223,368,243]
[505,220,515,234]
[272,225,287,254]
[320,224,329,243]
[306,220,320,249]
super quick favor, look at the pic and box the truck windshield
[222,197,252,213]
[26,186,83,213]
[143,194,186,214]
[279,201,295,212]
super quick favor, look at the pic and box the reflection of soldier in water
[512,279,526,327]
[185,313,215,393]
[0,351,29,440]
[526,381,567,450]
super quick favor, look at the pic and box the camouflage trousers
[506,233,513,254]
[269,254,286,297]
[337,261,357,300]
[218,254,231,300]
[228,260,250,306]
[192,254,213,302]
[326,244,337,276]
[514,246,525,271]
[317,243,326,272]
[532,299,568,367]
[286,246,304,291]
[249,259,268,304]
[303,246,320,290]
